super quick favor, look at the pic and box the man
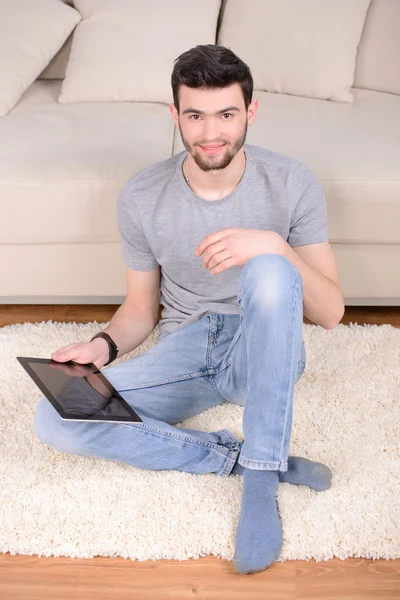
[37,44,344,575]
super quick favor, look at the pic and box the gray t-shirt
[117,143,328,336]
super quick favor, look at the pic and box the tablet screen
[17,357,142,423]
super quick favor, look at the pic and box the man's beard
[178,120,248,172]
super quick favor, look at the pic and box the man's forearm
[91,302,158,361]
[282,243,344,330]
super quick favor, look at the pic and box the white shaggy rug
[0,319,399,563]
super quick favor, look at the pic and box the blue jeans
[34,254,306,476]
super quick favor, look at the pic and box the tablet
[17,356,143,423]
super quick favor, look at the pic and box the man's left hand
[194,228,287,276]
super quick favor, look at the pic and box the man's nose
[201,119,223,142]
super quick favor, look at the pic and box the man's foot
[279,456,332,491]
[231,455,332,491]
[233,468,282,574]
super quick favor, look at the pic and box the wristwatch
[90,332,119,366]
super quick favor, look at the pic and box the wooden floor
[1,304,399,600]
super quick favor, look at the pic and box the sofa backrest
[353,0,400,95]
[37,0,399,97]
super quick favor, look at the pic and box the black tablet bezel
[16,356,143,423]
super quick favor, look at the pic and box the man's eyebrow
[182,106,241,116]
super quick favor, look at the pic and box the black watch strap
[90,332,119,366]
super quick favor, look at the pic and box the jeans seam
[239,456,289,471]
[208,372,230,403]
[217,428,241,447]
[122,420,237,458]
[219,451,240,477]
[117,369,209,391]
[277,271,302,463]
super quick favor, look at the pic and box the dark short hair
[171,44,253,114]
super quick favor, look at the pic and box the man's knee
[240,255,303,312]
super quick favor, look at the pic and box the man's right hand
[51,338,110,370]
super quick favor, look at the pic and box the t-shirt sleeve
[117,182,159,271]
[287,163,329,248]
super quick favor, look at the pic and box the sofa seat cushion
[175,86,400,244]
[0,80,175,244]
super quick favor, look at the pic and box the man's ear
[169,103,178,125]
[247,98,258,126]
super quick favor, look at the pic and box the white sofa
[1,0,399,306]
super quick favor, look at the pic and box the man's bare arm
[283,242,345,330]
[90,301,159,361]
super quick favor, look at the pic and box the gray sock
[231,455,332,492]
[233,467,282,574]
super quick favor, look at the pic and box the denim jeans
[34,254,306,477]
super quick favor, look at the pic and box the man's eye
[189,113,233,120]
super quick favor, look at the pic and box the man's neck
[183,148,247,201]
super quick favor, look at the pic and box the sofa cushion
[217,0,371,103]
[38,34,74,81]
[0,81,175,244]
[173,87,400,244]
[58,0,221,104]
[38,0,74,80]
[0,0,81,117]
[353,0,400,96]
